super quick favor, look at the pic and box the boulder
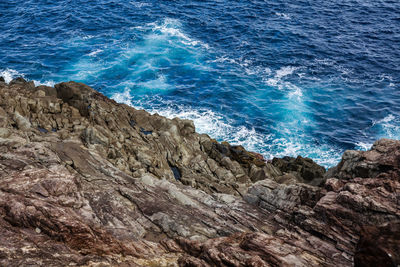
[272,155,326,185]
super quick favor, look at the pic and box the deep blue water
[1,0,400,167]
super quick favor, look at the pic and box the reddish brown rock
[354,222,400,267]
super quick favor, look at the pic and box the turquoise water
[1,0,400,166]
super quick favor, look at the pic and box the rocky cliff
[0,77,398,266]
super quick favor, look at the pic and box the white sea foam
[276,13,291,20]
[209,56,236,64]
[0,68,55,87]
[0,68,24,83]
[314,58,335,66]
[265,66,303,98]
[82,35,94,40]
[130,1,151,8]
[378,74,394,82]
[374,114,400,139]
[88,49,103,57]
[137,74,170,91]
[356,114,400,150]
[112,88,132,105]
[269,136,341,167]
[355,142,373,151]
[378,74,396,87]
[150,18,210,50]
[33,80,55,87]
[266,66,298,87]
[207,56,272,78]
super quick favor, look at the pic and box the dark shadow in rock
[38,127,48,133]
[140,128,152,135]
[168,162,181,181]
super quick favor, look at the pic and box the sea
[1,0,399,167]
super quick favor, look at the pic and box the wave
[0,68,55,87]
[355,141,373,151]
[269,138,341,167]
[356,114,400,151]
[33,80,56,87]
[134,18,210,50]
[0,69,24,83]
[265,66,299,87]
[264,66,303,98]
[373,114,400,139]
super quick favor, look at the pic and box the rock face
[0,78,398,266]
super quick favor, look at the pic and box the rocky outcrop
[271,156,326,185]
[0,77,398,266]
[326,138,400,181]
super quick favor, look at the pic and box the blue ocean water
[1,0,400,167]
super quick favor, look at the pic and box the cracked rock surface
[0,78,398,266]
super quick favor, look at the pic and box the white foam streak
[130,1,151,8]
[266,66,299,87]
[88,49,103,57]
[149,18,210,49]
[82,35,94,40]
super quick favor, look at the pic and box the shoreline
[0,69,344,168]
[0,77,398,266]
